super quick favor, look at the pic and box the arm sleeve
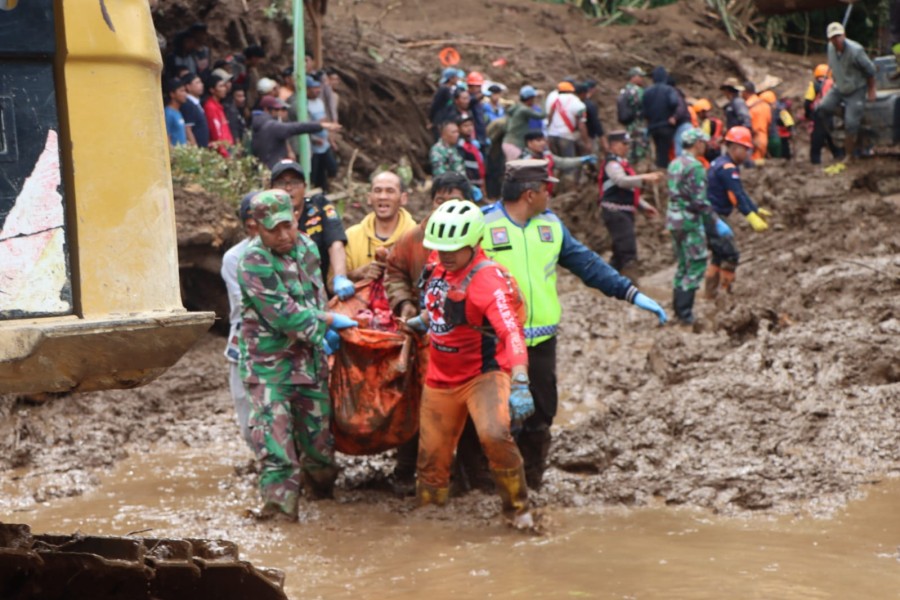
[275,120,325,141]
[553,154,586,170]
[317,197,348,247]
[430,147,448,176]
[385,233,417,313]
[468,269,528,370]
[221,246,243,325]
[523,105,544,120]
[722,166,759,216]
[737,100,752,128]
[606,161,644,189]
[558,223,639,302]
[855,47,877,77]
[238,249,328,345]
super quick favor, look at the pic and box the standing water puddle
[4,447,899,599]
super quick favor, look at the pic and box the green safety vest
[482,206,562,346]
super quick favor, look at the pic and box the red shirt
[204,96,234,158]
[422,247,528,388]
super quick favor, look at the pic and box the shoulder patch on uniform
[723,162,736,169]
[490,226,509,245]
[323,204,338,219]
[537,225,554,243]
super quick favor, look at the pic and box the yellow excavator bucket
[0,0,213,393]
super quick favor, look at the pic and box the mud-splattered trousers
[238,234,335,515]
[417,371,528,519]
[666,155,714,292]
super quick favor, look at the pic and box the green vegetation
[538,0,677,24]
[170,145,267,206]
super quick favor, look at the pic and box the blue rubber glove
[714,218,734,238]
[323,339,335,356]
[471,186,484,203]
[509,382,535,422]
[326,313,359,330]
[332,275,355,301]
[405,315,428,333]
[634,292,668,325]
[325,329,341,352]
[580,155,598,165]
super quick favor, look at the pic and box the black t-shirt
[180,98,210,148]
[297,193,347,281]
[585,99,604,139]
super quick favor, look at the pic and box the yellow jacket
[344,208,417,272]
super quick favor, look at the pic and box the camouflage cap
[251,189,294,230]
[504,158,559,184]
[627,66,646,78]
[682,127,710,147]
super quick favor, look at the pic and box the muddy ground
[3,0,900,526]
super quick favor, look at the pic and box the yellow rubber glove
[824,163,846,176]
[758,208,772,218]
[746,212,768,232]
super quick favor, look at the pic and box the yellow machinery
[0,0,213,393]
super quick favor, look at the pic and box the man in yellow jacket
[344,171,418,281]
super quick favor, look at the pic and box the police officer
[238,190,358,521]
[481,159,668,489]
[270,160,355,299]
[666,128,732,325]
[705,127,770,297]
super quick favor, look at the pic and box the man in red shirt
[406,200,536,529]
[204,73,235,158]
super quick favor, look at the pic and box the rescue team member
[720,78,751,130]
[221,191,259,449]
[618,66,651,165]
[238,190,359,521]
[742,81,771,163]
[805,64,842,165]
[406,200,537,529]
[269,160,355,300]
[704,127,770,297]
[343,171,417,282]
[598,131,664,282]
[384,173,481,497]
[482,159,668,489]
[817,22,877,162]
[666,129,733,325]
[520,130,597,194]
[691,98,724,163]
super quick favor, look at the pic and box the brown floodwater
[4,444,899,600]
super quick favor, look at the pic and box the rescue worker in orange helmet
[404,199,536,530]
[704,126,770,297]
[804,64,842,164]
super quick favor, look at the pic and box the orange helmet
[759,90,777,104]
[558,81,576,93]
[466,71,485,86]
[724,126,753,148]
[814,63,829,79]
[693,98,712,113]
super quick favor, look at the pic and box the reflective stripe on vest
[482,206,563,347]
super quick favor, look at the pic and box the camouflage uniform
[666,153,714,293]
[238,191,335,517]
[621,82,650,163]
[429,140,466,177]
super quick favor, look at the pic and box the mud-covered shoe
[507,510,545,535]
[244,503,297,523]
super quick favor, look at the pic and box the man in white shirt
[220,191,259,449]
[545,81,589,159]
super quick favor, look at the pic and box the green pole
[293,0,311,180]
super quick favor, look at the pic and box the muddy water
[6,446,900,599]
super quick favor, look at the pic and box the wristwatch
[512,373,529,385]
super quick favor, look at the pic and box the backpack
[617,90,635,126]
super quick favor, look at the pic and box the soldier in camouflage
[619,67,650,164]
[666,128,732,325]
[238,189,358,521]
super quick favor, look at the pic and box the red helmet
[724,126,753,149]
[466,71,485,86]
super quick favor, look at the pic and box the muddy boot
[703,265,720,300]
[673,288,696,325]
[416,482,449,507]
[843,134,857,163]
[492,465,529,521]
[719,268,736,294]
[302,466,337,501]
[516,429,551,491]
[389,436,418,497]
[245,501,298,523]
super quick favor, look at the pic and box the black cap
[282,66,294,77]
[487,84,503,94]
[238,191,260,221]
[270,160,305,186]
[743,80,756,93]
[504,158,559,184]
[523,130,545,143]
[608,130,631,143]
[456,114,474,125]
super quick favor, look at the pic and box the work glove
[824,163,846,176]
[325,329,341,352]
[758,208,772,218]
[745,212,769,232]
[405,315,428,333]
[634,292,668,325]
[332,275,356,300]
[323,339,336,356]
[580,155,598,165]
[509,380,535,422]
[471,186,484,203]
[714,218,734,238]
[325,313,359,330]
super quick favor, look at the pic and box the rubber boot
[302,466,338,500]
[389,436,418,497]
[673,288,696,325]
[843,134,857,163]
[492,465,530,522]
[703,264,720,300]
[517,429,552,490]
[416,483,449,507]
[719,268,736,294]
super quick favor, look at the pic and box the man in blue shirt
[307,76,338,192]
[164,78,188,146]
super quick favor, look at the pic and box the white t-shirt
[221,237,252,363]
[545,92,585,140]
